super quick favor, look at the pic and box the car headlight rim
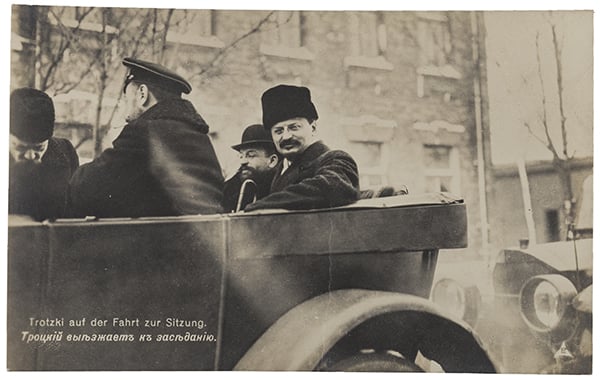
[431,278,480,327]
[519,274,577,335]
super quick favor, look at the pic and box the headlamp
[519,274,577,336]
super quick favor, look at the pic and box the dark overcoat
[9,137,79,221]
[68,99,224,218]
[222,169,275,213]
[244,141,360,211]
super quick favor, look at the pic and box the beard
[238,165,273,184]
[239,166,254,181]
[11,159,41,174]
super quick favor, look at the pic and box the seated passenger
[245,85,360,211]
[223,124,280,212]
[68,58,223,218]
[9,88,79,221]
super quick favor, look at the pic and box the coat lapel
[271,141,329,192]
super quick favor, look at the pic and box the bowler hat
[122,57,192,95]
[10,87,55,143]
[232,124,274,151]
[261,84,318,130]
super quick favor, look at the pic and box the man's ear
[137,84,150,107]
[311,121,317,134]
[268,154,279,168]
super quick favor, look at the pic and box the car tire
[320,351,425,372]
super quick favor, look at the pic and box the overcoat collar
[287,140,328,170]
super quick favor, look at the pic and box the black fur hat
[261,85,318,130]
[10,87,55,143]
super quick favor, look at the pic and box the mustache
[279,138,300,148]
[238,165,254,173]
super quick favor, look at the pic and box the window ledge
[259,43,315,61]
[343,115,397,142]
[50,18,118,34]
[166,33,225,49]
[11,33,33,51]
[343,55,394,71]
[416,12,448,22]
[417,64,462,79]
[413,120,465,134]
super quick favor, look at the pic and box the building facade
[488,158,592,249]
[11,7,490,255]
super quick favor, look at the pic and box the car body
[7,193,497,372]
[492,239,592,373]
[491,175,593,374]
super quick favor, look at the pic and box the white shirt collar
[281,158,291,174]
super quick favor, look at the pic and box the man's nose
[240,156,249,165]
[23,150,37,161]
[281,128,293,140]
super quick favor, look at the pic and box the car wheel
[319,351,425,372]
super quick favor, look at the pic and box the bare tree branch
[92,8,110,158]
[103,9,156,130]
[40,7,95,91]
[551,22,571,160]
[53,64,95,95]
[524,121,551,149]
[74,135,92,150]
[533,31,560,161]
[526,13,576,212]
[190,10,276,81]
[151,8,158,60]
[159,9,175,64]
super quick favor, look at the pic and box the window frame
[422,144,461,194]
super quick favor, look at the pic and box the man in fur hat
[222,124,280,212]
[245,84,360,211]
[68,57,224,217]
[9,87,79,221]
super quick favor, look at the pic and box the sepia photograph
[5,0,594,374]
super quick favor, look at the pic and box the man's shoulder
[49,137,75,151]
[317,146,356,163]
[143,99,209,134]
[224,172,241,187]
[46,137,78,166]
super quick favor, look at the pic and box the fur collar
[133,98,209,133]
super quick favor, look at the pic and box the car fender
[234,288,498,372]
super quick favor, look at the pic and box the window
[344,12,392,71]
[416,12,452,67]
[423,145,460,193]
[262,11,302,47]
[52,7,117,33]
[545,209,560,242]
[353,142,382,167]
[348,12,386,57]
[60,7,100,23]
[415,13,460,99]
[167,9,223,48]
[170,9,214,37]
[260,11,314,61]
[350,141,387,189]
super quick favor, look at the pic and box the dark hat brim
[123,57,192,94]
[231,140,275,151]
